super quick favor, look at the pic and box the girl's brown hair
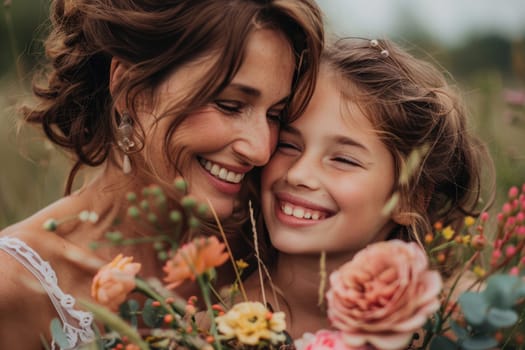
[24,0,324,195]
[322,38,495,245]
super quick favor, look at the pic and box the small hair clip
[370,39,389,58]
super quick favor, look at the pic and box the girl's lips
[274,192,335,214]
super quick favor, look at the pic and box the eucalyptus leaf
[461,335,498,350]
[482,274,520,309]
[49,318,70,349]
[78,299,150,350]
[510,279,525,302]
[430,335,459,350]
[458,292,488,325]
[449,319,468,339]
[142,298,164,328]
[486,307,518,328]
[119,299,139,319]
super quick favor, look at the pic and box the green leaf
[482,274,520,309]
[430,335,459,350]
[461,335,498,350]
[142,298,164,328]
[49,318,70,349]
[449,319,469,339]
[78,299,150,350]
[458,292,488,325]
[510,279,525,302]
[486,307,518,328]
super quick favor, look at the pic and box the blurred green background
[1,0,524,228]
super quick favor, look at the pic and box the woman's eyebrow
[225,83,290,105]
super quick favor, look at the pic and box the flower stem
[198,274,222,350]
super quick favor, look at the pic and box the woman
[0,0,324,349]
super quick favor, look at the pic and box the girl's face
[261,68,397,255]
[142,29,295,218]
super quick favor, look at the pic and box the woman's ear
[109,57,129,112]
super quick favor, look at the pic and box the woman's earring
[117,112,135,174]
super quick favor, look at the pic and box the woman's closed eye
[267,108,284,124]
[277,140,301,155]
[214,100,248,115]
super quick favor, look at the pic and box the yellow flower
[473,265,486,278]
[236,259,249,270]
[462,234,471,245]
[442,226,455,240]
[215,301,286,345]
[464,216,475,227]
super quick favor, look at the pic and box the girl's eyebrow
[281,125,370,154]
[333,135,370,154]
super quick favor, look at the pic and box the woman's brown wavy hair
[22,0,324,246]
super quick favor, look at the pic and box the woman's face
[143,29,295,218]
[261,68,397,255]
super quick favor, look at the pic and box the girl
[244,38,494,339]
[0,1,324,348]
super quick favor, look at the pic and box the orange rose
[326,240,442,350]
[163,236,229,289]
[91,254,141,311]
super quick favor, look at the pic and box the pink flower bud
[492,249,502,260]
[517,226,525,237]
[509,267,520,276]
[497,213,505,223]
[481,212,490,222]
[503,203,512,215]
[506,245,517,257]
[471,234,487,250]
[509,186,519,199]
[517,212,525,224]
[506,217,517,229]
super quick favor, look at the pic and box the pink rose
[295,330,372,350]
[91,254,141,311]
[326,240,442,350]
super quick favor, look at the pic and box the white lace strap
[0,236,94,350]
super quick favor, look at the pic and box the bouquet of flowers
[296,184,525,350]
[47,182,525,350]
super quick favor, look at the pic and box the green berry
[127,206,140,218]
[169,210,182,223]
[126,192,137,202]
[43,218,58,231]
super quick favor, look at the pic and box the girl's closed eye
[331,155,363,168]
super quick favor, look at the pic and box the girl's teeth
[281,202,324,220]
[200,159,244,184]
[292,208,304,218]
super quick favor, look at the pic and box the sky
[316,0,525,46]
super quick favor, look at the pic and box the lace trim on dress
[0,236,94,350]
